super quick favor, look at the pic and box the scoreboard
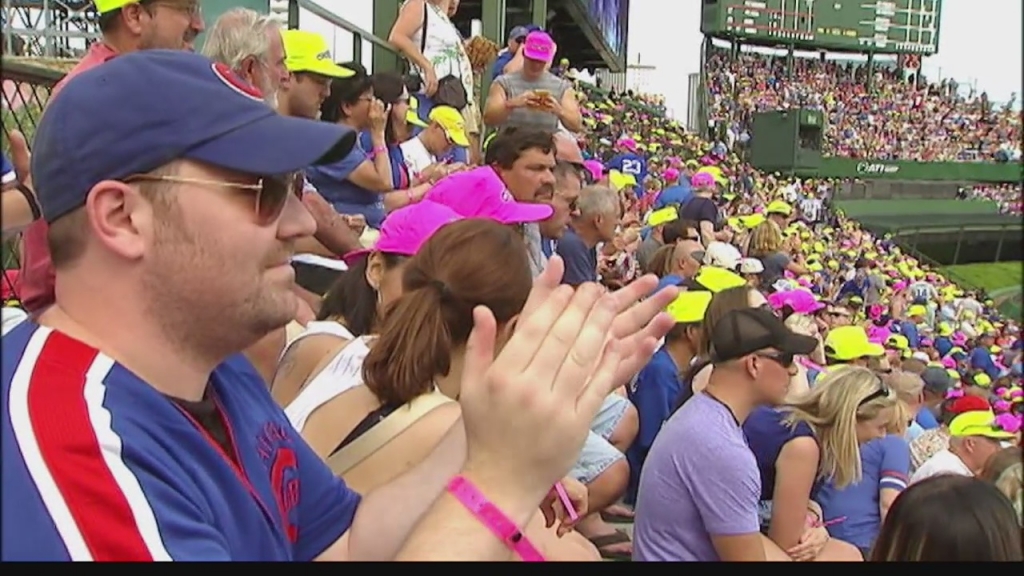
[701,0,942,54]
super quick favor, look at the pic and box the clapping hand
[457,255,677,503]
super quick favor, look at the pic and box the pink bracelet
[447,475,545,562]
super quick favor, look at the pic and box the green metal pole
[532,0,548,28]
[952,225,964,264]
[994,226,1006,262]
[373,0,402,73]
[196,0,269,51]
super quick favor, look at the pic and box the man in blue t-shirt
[606,138,648,183]
[556,186,620,286]
[490,24,540,80]
[654,167,692,210]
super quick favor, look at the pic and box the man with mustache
[483,127,557,277]
[18,0,205,316]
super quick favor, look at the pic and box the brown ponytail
[362,219,533,406]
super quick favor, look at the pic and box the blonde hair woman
[814,370,919,558]
[743,366,897,561]
[747,220,808,288]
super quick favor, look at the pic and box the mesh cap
[710,308,818,363]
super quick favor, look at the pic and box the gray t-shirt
[636,235,663,273]
[759,251,790,289]
[632,393,762,561]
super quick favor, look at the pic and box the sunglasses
[125,172,303,225]
[858,377,892,406]
[755,351,795,369]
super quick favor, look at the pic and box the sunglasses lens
[256,174,297,224]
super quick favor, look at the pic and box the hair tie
[429,279,454,301]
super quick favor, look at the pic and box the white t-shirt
[398,137,436,180]
[909,448,972,484]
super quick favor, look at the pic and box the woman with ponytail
[308,218,599,560]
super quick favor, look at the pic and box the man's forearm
[347,417,467,561]
[313,217,362,256]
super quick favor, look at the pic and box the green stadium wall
[794,158,1022,183]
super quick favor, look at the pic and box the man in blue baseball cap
[1,50,356,560]
[492,23,542,80]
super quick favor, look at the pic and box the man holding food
[482,31,584,133]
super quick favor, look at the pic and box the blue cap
[653,274,685,296]
[31,50,357,223]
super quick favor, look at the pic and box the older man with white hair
[202,7,288,108]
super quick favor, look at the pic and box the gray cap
[921,366,953,394]
[509,26,530,42]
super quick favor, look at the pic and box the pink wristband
[447,475,546,562]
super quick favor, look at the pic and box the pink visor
[341,200,462,265]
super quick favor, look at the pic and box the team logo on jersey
[258,422,300,543]
[211,62,264,103]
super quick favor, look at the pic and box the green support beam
[373,0,402,74]
[479,0,506,137]
[196,0,269,51]
[531,0,547,28]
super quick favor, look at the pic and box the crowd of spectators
[704,46,1022,163]
[957,184,1023,216]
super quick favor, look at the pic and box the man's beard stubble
[141,211,297,365]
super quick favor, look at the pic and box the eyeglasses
[124,172,303,225]
[147,0,202,18]
[858,377,892,407]
[755,351,795,369]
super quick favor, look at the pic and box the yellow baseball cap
[970,373,993,388]
[94,0,136,13]
[646,206,678,227]
[666,290,713,324]
[766,200,793,216]
[427,106,469,147]
[282,30,354,78]
[949,410,1015,440]
[824,326,885,361]
[693,266,747,293]
[885,334,909,351]
[907,304,927,317]
[406,95,429,128]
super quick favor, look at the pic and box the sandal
[600,504,635,524]
[587,529,632,561]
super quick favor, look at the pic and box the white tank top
[282,320,355,358]
[285,336,372,432]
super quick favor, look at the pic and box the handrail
[296,0,398,56]
[0,58,67,84]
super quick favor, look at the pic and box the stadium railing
[292,0,401,74]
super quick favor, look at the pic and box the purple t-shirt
[633,393,762,561]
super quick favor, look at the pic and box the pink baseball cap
[426,166,553,224]
[341,200,462,265]
[663,168,680,182]
[768,289,824,315]
[690,172,716,188]
[583,159,604,181]
[617,137,638,152]
[522,31,555,62]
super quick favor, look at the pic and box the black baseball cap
[710,308,818,363]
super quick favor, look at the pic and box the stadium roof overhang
[454,0,626,72]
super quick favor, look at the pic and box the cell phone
[533,90,551,99]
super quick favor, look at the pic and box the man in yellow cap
[17,0,204,319]
[276,30,355,120]
[910,410,1015,484]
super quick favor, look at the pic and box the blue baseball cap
[31,50,357,223]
